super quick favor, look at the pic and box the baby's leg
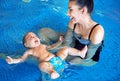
[39,62,60,79]
[38,28,60,45]
[57,46,87,60]
[56,47,69,60]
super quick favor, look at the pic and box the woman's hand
[68,20,76,29]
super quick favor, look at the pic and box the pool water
[0,0,120,81]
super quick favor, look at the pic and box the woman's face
[67,1,83,23]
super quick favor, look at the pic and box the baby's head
[23,32,40,48]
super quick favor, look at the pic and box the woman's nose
[66,11,70,16]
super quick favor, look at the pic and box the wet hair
[22,32,31,47]
[22,32,31,48]
[22,33,27,45]
[69,0,94,14]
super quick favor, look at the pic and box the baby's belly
[39,53,55,61]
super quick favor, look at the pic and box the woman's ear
[81,6,88,14]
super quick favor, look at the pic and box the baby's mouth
[35,40,38,43]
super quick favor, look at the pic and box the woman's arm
[62,27,74,46]
[85,43,101,59]
[86,25,104,59]
[62,20,75,46]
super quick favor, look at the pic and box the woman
[38,0,104,66]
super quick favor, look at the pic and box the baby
[6,32,87,79]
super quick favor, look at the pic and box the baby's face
[24,32,40,48]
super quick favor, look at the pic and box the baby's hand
[6,56,13,64]
[59,36,64,42]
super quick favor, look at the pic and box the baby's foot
[79,45,87,58]
[50,71,60,79]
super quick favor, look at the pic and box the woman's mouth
[70,17,74,20]
[71,17,77,23]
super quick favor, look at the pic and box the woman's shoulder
[92,24,104,33]
[90,24,104,44]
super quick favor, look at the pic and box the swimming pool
[0,0,120,81]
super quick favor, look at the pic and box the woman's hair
[69,0,94,14]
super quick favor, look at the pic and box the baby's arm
[6,50,32,64]
[46,36,64,50]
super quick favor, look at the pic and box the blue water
[0,0,120,81]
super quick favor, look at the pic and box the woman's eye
[69,9,72,12]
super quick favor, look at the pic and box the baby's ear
[24,43,28,47]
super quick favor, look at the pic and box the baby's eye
[29,36,34,39]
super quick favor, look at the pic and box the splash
[22,0,31,3]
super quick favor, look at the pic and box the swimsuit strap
[73,23,100,40]
[88,24,99,40]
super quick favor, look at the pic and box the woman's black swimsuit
[73,24,104,62]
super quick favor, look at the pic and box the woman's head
[67,0,94,23]
[69,0,94,14]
